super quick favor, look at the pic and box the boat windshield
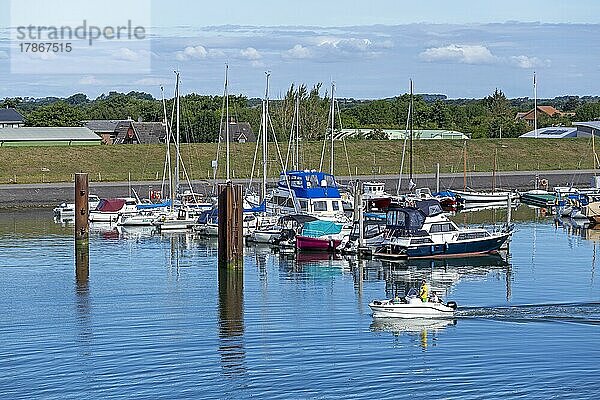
[406,287,418,297]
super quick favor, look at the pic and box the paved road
[0,169,596,208]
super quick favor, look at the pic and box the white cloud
[134,77,165,86]
[112,48,148,62]
[175,45,225,61]
[283,44,312,59]
[240,47,262,60]
[419,44,499,64]
[78,75,102,85]
[176,45,207,61]
[509,55,551,69]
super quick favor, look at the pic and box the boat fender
[329,239,334,249]
[444,242,449,252]
[446,301,458,310]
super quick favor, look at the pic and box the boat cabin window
[289,175,303,188]
[429,223,457,233]
[313,201,327,211]
[457,232,490,240]
[299,200,308,211]
[271,195,295,208]
[325,175,336,188]
[125,200,137,206]
[332,201,340,211]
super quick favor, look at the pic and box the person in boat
[431,291,440,303]
[419,279,429,303]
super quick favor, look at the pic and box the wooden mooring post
[218,183,244,267]
[75,173,89,282]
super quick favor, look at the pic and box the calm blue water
[1,208,599,399]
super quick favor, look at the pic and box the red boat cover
[95,198,126,212]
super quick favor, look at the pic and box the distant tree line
[3,88,600,141]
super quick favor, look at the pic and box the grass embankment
[0,138,596,184]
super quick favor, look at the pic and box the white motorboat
[53,194,101,220]
[117,211,160,226]
[89,197,139,223]
[369,288,457,319]
[153,209,197,231]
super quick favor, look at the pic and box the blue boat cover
[136,200,172,210]
[302,220,343,238]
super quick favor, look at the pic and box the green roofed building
[0,127,102,147]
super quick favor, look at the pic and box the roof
[519,126,578,138]
[573,121,600,131]
[219,122,256,142]
[516,106,574,120]
[114,121,167,144]
[0,108,25,123]
[84,120,126,133]
[0,126,101,141]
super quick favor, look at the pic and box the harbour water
[1,207,600,399]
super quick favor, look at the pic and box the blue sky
[1,0,599,99]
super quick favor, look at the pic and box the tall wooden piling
[218,183,244,267]
[75,173,89,281]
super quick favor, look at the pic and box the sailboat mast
[225,64,230,182]
[175,71,180,197]
[534,71,538,139]
[161,86,173,209]
[262,72,270,202]
[463,140,467,191]
[409,79,414,186]
[492,147,497,193]
[330,82,336,175]
[295,91,300,170]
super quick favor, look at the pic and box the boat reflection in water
[381,253,512,301]
[370,317,457,350]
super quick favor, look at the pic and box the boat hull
[453,190,517,203]
[296,235,341,252]
[249,229,281,244]
[375,233,510,259]
[369,300,456,319]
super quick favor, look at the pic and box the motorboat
[89,197,139,223]
[337,212,387,254]
[153,208,197,231]
[369,288,457,319]
[265,170,350,223]
[295,218,350,252]
[53,194,101,220]
[374,200,512,259]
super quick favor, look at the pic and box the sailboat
[153,71,199,231]
[452,141,518,204]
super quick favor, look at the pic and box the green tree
[26,101,83,126]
